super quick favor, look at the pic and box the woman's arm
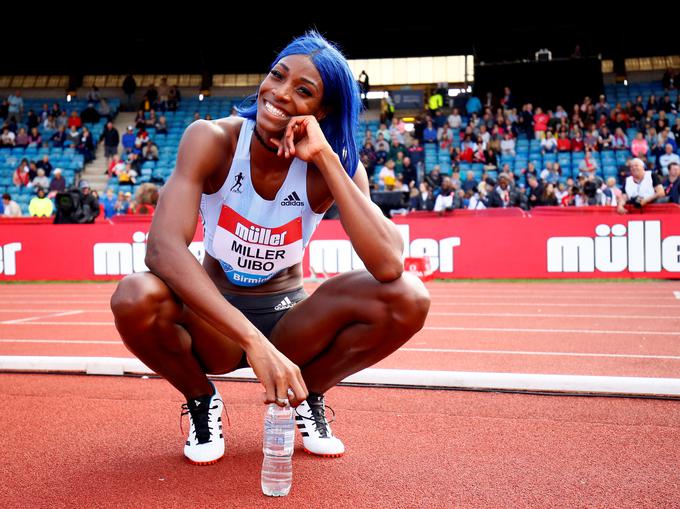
[313,148,404,282]
[272,115,404,282]
[144,119,259,348]
[146,119,308,406]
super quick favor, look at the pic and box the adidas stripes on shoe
[294,393,345,458]
[180,380,227,465]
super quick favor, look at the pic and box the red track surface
[1,281,680,507]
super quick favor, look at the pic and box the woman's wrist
[311,143,339,169]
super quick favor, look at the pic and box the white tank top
[199,117,326,287]
[624,171,654,199]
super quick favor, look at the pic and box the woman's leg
[110,272,246,400]
[268,269,431,394]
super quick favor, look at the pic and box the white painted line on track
[431,302,680,309]
[428,312,679,320]
[424,326,680,336]
[401,347,680,361]
[2,355,680,397]
[0,300,111,304]
[0,339,120,345]
[0,310,83,325]
[0,321,113,326]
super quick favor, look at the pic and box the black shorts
[221,286,308,370]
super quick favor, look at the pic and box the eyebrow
[277,62,319,92]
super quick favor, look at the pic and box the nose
[271,83,293,102]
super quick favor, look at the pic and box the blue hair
[235,29,361,178]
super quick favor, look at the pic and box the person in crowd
[31,168,49,190]
[48,168,66,198]
[100,188,118,218]
[526,174,544,208]
[100,121,120,165]
[28,187,54,217]
[409,182,435,211]
[617,158,665,214]
[12,158,30,187]
[2,193,22,217]
[660,162,680,204]
[433,176,457,214]
[659,143,680,176]
[1,126,16,146]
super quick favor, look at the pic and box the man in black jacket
[481,178,505,208]
[99,121,120,166]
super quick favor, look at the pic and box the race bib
[212,205,303,287]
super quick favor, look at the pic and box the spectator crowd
[360,76,679,215]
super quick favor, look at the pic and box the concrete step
[80,112,137,193]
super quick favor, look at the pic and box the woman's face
[257,54,326,135]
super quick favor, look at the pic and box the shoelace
[295,401,336,438]
[180,396,229,444]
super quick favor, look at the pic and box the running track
[1,280,680,508]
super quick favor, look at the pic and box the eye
[269,69,312,97]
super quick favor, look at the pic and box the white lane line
[423,326,680,336]
[431,302,680,308]
[401,347,680,361]
[0,338,123,345]
[0,309,111,313]
[0,321,113,326]
[2,355,680,397]
[427,295,676,302]
[0,339,120,345]
[3,340,675,361]
[428,312,680,320]
[0,310,84,325]
[0,300,111,304]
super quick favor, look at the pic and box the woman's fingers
[289,368,308,407]
[275,372,289,407]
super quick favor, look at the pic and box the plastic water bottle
[261,396,295,497]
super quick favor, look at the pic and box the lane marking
[0,339,121,345]
[428,312,680,320]
[0,310,84,325]
[401,348,680,361]
[430,302,680,309]
[424,326,680,336]
[0,300,111,304]
[2,355,680,396]
[2,340,678,361]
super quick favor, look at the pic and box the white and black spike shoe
[294,393,344,458]
[180,380,228,465]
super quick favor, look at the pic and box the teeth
[265,101,288,118]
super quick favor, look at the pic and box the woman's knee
[110,272,182,335]
[381,271,431,334]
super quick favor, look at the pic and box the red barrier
[1,206,679,280]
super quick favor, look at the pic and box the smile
[263,100,289,119]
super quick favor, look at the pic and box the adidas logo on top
[281,191,304,207]
[274,296,295,311]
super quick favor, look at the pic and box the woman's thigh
[268,269,429,366]
[179,286,308,375]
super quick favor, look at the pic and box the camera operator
[54,179,100,224]
[581,173,606,206]
[617,158,665,214]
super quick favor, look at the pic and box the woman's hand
[269,115,332,163]
[244,331,308,407]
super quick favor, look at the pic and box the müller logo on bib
[211,205,303,286]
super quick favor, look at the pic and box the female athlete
[110,29,431,465]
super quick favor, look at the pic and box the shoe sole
[186,454,224,466]
[303,448,344,458]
